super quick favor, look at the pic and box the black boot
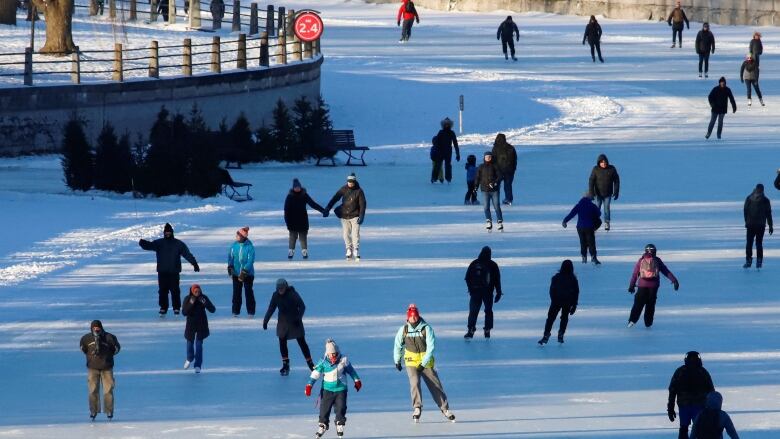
[280,359,290,376]
[743,258,753,268]
[678,426,689,439]
[757,258,763,269]
[464,329,475,339]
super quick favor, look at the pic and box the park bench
[315,129,370,166]
[218,168,253,202]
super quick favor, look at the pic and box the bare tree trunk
[0,0,16,25]
[32,0,77,54]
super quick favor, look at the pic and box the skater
[464,154,478,205]
[397,0,419,42]
[476,151,503,231]
[182,284,215,373]
[588,154,620,231]
[284,178,326,259]
[690,391,740,439]
[582,15,603,63]
[430,135,444,183]
[740,53,764,107]
[324,173,367,261]
[496,15,520,61]
[80,320,120,420]
[492,133,517,205]
[306,339,362,438]
[262,278,314,374]
[139,223,200,316]
[538,259,579,345]
[562,192,601,265]
[431,117,460,183]
[464,246,503,339]
[393,304,455,423]
[750,31,763,74]
[228,227,255,317]
[743,183,773,268]
[706,77,737,140]
[627,244,679,327]
[695,23,715,78]
[775,169,780,191]
[157,0,172,22]
[667,1,689,48]
[668,351,715,439]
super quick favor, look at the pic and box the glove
[673,280,680,291]
[354,380,362,392]
[416,364,425,372]
[238,269,248,282]
[305,384,312,397]
[395,362,402,371]
[613,194,619,201]
[357,217,364,225]
[569,305,577,315]
[562,221,567,228]
[199,296,206,304]
[582,41,585,45]
[227,266,234,277]
[494,293,502,303]
[193,263,200,272]
[456,154,460,162]
[416,18,419,24]
[397,21,400,26]
[769,226,773,235]
[139,239,149,246]
[262,321,268,330]
[323,211,329,218]
[667,408,676,422]
[496,35,500,40]
[628,285,636,294]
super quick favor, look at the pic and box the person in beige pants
[79,320,121,420]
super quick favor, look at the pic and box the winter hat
[560,259,574,275]
[325,338,339,355]
[684,351,702,367]
[746,53,753,60]
[754,31,762,38]
[644,243,657,256]
[190,283,201,294]
[164,223,174,233]
[292,178,302,189]
[718,76,726,84]
[276,278,288,289]
[237,226,250,239]
[406,303,420,320]
[756,183,765,193]
[347,173,357,183]
[90,320,103,330]
[484,151,493,158]
[440,117,453,129]
[703,22,709,28]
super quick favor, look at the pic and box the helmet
[644,244,657,256]
[441,117,453,129]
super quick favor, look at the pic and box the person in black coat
[475,151,503,230]
[79,320,120,420]
[750,31,763,75]
[539,259,579,345]
[263,278,313,375]
[464,246,503,339]
[706,77,736,140]
[743,183,773,268]
[775,169,780,191]
[182,284,215,373]
[668,351,715,439]
[284,178,325,259]
[324,173,367,260]
[431,118,460,183]
[695,23,715,78]
[582,15,603,63]
[588,154,620,231]
[491,133,517,206]
[139,223,200,316]
[563,193,602,264]
[496,15,519,61]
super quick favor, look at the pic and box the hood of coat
[684,351,703,368]
[705,391,723,410]
[597,154,609,166]
[163,223,175,239]
[478,245,492,261]
[90,320,104,333]
[751,184,765,201]
[493,133,508,148]
[559,259,574,275]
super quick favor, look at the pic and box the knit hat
[292,178,302,189]
[484,151,493,157]
[325,338,339,355]
[190,283,201,294]
[719,76,726,84]
[703,22,709,28]
[276,278,288,289]
[237,226,249,239]
[347,173,357,183]
[164,223,174,233]
[756,183,765,193]
[406,303,419,320]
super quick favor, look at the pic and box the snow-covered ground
[2,1,780,437]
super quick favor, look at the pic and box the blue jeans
[596,196,612,222]
[483,191,503,222]
[706,112,725,138]
[679,404,704,427]
[500,172,514,203]
[187,338,204,368]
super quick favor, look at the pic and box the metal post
[237,33,246,69]
[113,43,123,82]
[129,0,137,21]
[231,0,240,31]
[71,46,81,84]
[149,40,159,78]
[29,5,35,52]
[266,4,274,36]
[211,36,221,73]
[23,47,32,86]
[183,38,192,76]
[259,31,269,66]
[459,95,464,134]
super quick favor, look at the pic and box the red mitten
[305,384,312,397]
[354,380,362,392]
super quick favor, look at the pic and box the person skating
[588,154,620,231]
[228,227,255,317]
[284,178,326,259]
[750,31,763,77]
[182,284,215,374]
[491,133,517,206]
[397,0,419,43]
[307,339,362,438]
[627,244,679,327]
[393,304,455,423]
[464,246,503,339]
[706,77,737,140]
[775,169,780,191]
[690,391,740,439]
[562,192,602,265]
[740,53,764,107]
[431,117,460,183]
[475,151,503,231]
[667,1,689,48]
[262,278,314,375]
[668,351,716,439]
[464,154,478,205]
[430,135,444,183]
[582,15,603,63]
[79,320,120,421]
[139,223,200,316]
[324,173,367,261]
[695,23,715,78]
[496,15,520,61]
[743,183,773,268]
[538,259,579,345]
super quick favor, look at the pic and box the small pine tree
[61,116,94,191]
[94,122,134,193]
[230,113,255,163]
[308,95,335,160]
[141,107,188,196]
[271,99,299,161]
[293,97,315,158]
[254,125,274,162]
[185,105,221,198]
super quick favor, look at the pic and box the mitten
[227,266,234,277]
[456,154,460,162]
[262,321,268,330]
[673,280,680,291]
[305,384,312,397]
[354,380,362,392]
[189,296,196,304]
[193,263,200,272]
[613,194,619,201]
[395,362,402,371]
[199,296,206,304]
[562,221,568,228]
[628,285,636,294]
[569,305,577,315]
[357,217,364,225]
[496,35,500,40]
[494,293,502,303]
[416,17,419,24]
[770,226,774,235]
[238,269,248,282]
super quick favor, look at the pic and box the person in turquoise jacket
[227,227,256,316]
[393,304,455,423]
[305,339,361,438]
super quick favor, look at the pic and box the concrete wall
[0,57,324,156]
[369,0,780,26]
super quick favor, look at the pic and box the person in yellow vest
[393,304,455,423]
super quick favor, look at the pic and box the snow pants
[406,366,449,411]
[698,53,710,73]
[483,191,503,222]
[319,389,347,427]
[706,112,725,139]
[576,227,597,258]
[544,302,572,337]
[279,336,312,361]
[746,80,763,100]
[746,225,766,260]
[340,218,360,253]
[231,275,255,315]
[597,195,612,223]
[501,38,516,57]
[589,42,603,62]
[288,230,309,250]
[87,368,115,416]
[186,337,204,368]
[157,272,181,312]
[629,286,659,327]
[401,19,414,41]
[465,180,477,204]
[500,172,515,203]
[467,291,494,331]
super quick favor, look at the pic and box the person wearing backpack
[743,183,773,269]
[538,259,579,345]
[667,351,716,439]
[740,53,764,107]
[667,1,689,48]
[464,246,503,339]
[627,244,679,327]
[690,391,740,439]
[491,133,517,206]
[562,192,602,265]
[397,0,420,43]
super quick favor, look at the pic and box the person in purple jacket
[562,192,602,265]
[627,244,679,328]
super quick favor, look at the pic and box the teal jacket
[308,354,360,393]
[228,239,255,276]
[393,319,435,368]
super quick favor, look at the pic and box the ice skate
[538,335,549,345]
[288,249,294,260]
[748,98,752,107]
[345,248,352,261]
[442,409,456,422]
[412,407,421,423]
[280,359,290,376]
[183,360,191,369]
[698,72,702,78]
[194,367,201,374]
[315,422,328,438]
[670,43,676,48]
[486,219,492,232]
[605,221,610,231]
[627,321,635,328]
[592,257,601,266]
[504,53,508,60]
[512,56,517,61]
[705,73,708,78]
[743,258,752,268]
[484,329,490,338]
[302,249,309,259]
[581,256,587,264]
[497,220,503,231]
[760,98,765,106]
[354,250,360,262]
[757,258,763,269]
[464,329,474,339]
[159,308,167,317]
[557,335,564,343]
[90,413,97,421]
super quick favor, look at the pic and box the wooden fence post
[149,40,159,78]
[249,2,258,35]
[279,34,286,64]
[183,38,192,76]
[211,36,221,73]
[231,0,240,32]
[237,33,246,69]
[266,4,274,36]
[259,31,269,67]
[113,43,123,82]
[109,0,116,18]
[168,0,175,24]
[150,0,158,22]
[23,47,32,86]
[89,0,97,15]
[303,41,311,59]
[277,6,284,35]
[313,38,320,56]
[129,0,137,21]
[189,0,200,28]
[71,46,80,84]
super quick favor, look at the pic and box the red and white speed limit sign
[294,11,324,42]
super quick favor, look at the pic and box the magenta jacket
[629,254,678,289]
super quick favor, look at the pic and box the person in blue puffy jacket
[562,192,602,265]
[228,227,255,317]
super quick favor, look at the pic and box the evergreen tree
[94,122,133,193]
[292,97,315,158]
[271,99,299,161]
[141,107,187,196]
[230,113,255,163]
[254,125,274,162]
[61,116,94,191]
[185,105,221,198]
[308,96,335,161]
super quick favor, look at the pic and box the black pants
[746,80,763,100]
[672,27,682,44]
[589,42,603,61]
[157,272,181,311]
[698,53,710,73]
[231,275,256,315]
[746,226,766,260]
[432,158,453,182]
[501,38,515,57]
[319,389,347,426]
[576,227,597,258]
[279,337,311,360]
[629,286,659,327]
[467,291,494,331]
[465,181,477,203]
[543,303,572,336]
[401,19,414,40]
[706,112,725,138]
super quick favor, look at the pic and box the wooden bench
[218,168,253,202]
[315,130,370,167]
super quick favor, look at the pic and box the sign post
[293,10,324,43]
[459,95,464,134]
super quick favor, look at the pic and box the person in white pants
[324,173,367,260]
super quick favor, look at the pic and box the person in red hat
[228,226,256,317]
[182,284,215,373]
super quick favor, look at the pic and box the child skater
[306,338,362,438]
